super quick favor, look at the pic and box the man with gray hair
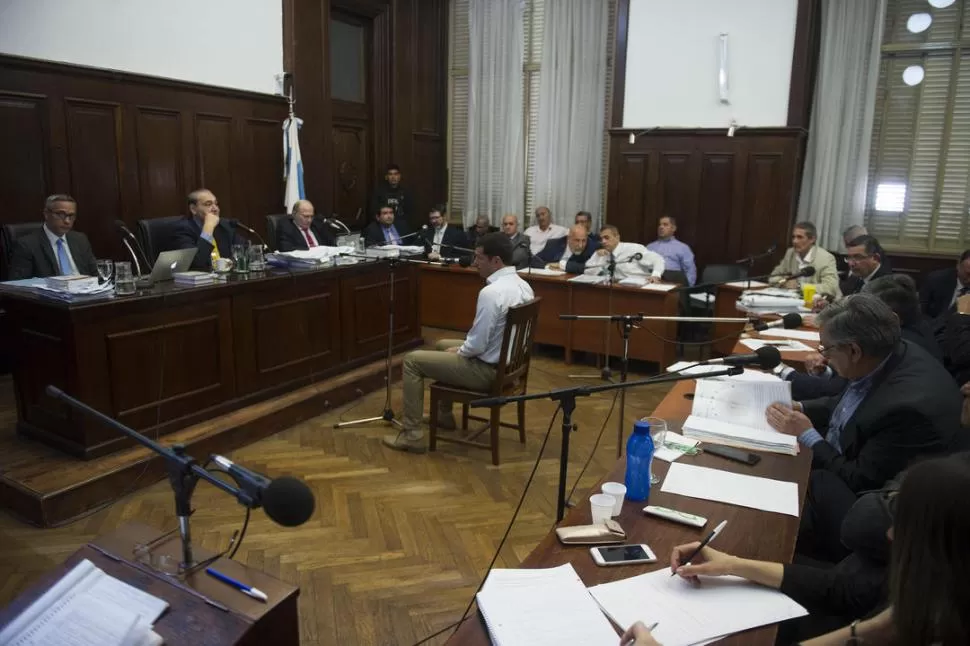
[842,224,867,248]
[766,294,960,561]
[9,194,99,279]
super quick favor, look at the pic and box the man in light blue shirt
[646,216,696,285]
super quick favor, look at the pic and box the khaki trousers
[402,339,496,439]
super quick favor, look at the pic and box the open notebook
[0,559,167,646]
[682,377,798,455]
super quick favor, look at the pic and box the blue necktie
[56,238,73,275]
[386,226,401,245]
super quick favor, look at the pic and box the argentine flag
[283,116,305,212]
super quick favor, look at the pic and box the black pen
[671,520,727,576]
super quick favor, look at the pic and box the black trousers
[796,469,859,563]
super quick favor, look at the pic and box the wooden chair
[429,298,541,465]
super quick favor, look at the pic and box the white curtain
[464,0,525,227]
[797,0,886,250]
[533,0,608,226]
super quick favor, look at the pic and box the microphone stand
[469,365,744,522]
[45,385,257,575]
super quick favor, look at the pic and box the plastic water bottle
[625,419,655,502]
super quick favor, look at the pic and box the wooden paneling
[339,263,420,361]
[606,130,804,275]
[332,124,369,221]
[0,54,287,262]
[0,92,49,219]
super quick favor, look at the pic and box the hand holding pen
[670,520,728,580]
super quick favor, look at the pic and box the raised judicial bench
[0,259,422,459]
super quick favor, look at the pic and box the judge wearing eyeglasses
[8,194,99,280]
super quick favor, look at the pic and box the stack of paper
[682,377,797,455]
[476,564,618,646]
[724,279,769,288]
[0,559,167,646]
[518,267,565,276]
[569,273,609,285]
[588,568,807,646]
[268,245,355,266]
[759,328,821,342]
[740,338,815,353]
[641,282,678,292]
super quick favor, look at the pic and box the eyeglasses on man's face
[47,209,76,221]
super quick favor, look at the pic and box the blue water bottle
[625,419,655,502]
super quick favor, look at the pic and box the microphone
[114,220,152,277]
[211,455,315,527]
[322,215,352,235]
[230,219,269,249]
[753,312,802,332]
[736,244,778,264]
[701,345,782,370]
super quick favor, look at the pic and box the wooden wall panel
[244,118,285,227]
[0,92,49,220]
[195,114,235,217]
[134,107,183,220]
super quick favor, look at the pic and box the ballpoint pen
[205,567,268,602]
[671,520,728,576]
[621,621,659,646]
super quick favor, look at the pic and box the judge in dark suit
[276,200,336,252]
[920,250,970,319]
[172,189,242,271]
[8,194,99,280]
[362,205,412,247]
[839,235,893,296]
[419,204,467,260]
[766,294,960,562]
[530,224,599,273]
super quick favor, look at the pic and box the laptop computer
[150,248,197,282]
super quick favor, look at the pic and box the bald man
[531,224,600,273]
[276,200,336,251]
[500,214,532,269]
[172,188,244,270]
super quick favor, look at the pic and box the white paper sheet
[568,274,609,285]
[661,462,800,516]
[759,328,821,342]
[588,568,807,646]
[518,267,565,276]
[653,432,699,463]
[724,280,769,288]
[740,338,815,353]
[641,282,678,292]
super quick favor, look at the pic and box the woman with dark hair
[621,452,970,646]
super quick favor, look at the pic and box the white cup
[214,257,234,273]
[590,493,615,525]
[601,482,627,517]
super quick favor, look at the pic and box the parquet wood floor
[0,330,673,645]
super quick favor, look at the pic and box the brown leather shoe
[382,432,427,454]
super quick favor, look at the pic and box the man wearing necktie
[363,205,411,247]
[8,194,99,280]
[275,200,336,251]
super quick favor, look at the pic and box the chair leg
[429,392,438,452]
[461,403,469,430]
[517,401,526,443]
[490,406,501,466]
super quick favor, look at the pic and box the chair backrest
[698,263,748,291]
[661,270,688,286]
[0,222,44,280]
[492,298,542,396]
[136,216,185,263]
[266,214,289,252]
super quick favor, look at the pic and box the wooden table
[450,380,811,645]
[732,330,820,373]
[0,522,299,645]
[419,265,680,368]
[1,260,422,458]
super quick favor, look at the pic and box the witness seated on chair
[647,215,696,286]
[362,205,412,247]
[8,194,98,280]
[172,189,242,271]
[585,225,665,283]
[420,204,467,261]
[383,233,534,454]
[530,224,599,273]
[276,200,335,251]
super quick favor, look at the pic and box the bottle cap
[632,419,651,435]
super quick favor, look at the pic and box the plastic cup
[601,482,626,516]
[590,494,615,525]
[802,283,816,308]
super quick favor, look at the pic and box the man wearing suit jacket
[465,215,498,249]
[362,205,412,247]
[766,294,960,562]
[172,189,242,271]
[8,194,99,280]
[920,250,970,319]
[531,224,599,273]
[770,221,842,300]
[500,214,531,269]
[276,200,336,252]
[839,235,893,296]
[419,204,467,261]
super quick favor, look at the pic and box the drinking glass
[115,261,135,295]
[232,242,250,273]
[96,259,114,284]
[247,244,266,272]
[641,416,667,485]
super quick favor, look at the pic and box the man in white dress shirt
[584,225,665,283]
[524,206,568,256]
[384,232,535,453]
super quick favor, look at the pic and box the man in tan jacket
[770,221,841,300]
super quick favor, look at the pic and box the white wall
[623,0,797,128]
[0,0,283,95]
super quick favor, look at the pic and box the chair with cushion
[265,214,289,252]
[429,298,542,465]
[1,222,44,281]
[136,216,185,263]
[688,264,748,314]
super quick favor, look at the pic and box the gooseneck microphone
[701,345,782,370]
[754,312,803,332]
[114,220,152,276]
[211,455,315,527]
[230,220,270,249]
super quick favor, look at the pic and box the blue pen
[205,567,268,602]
